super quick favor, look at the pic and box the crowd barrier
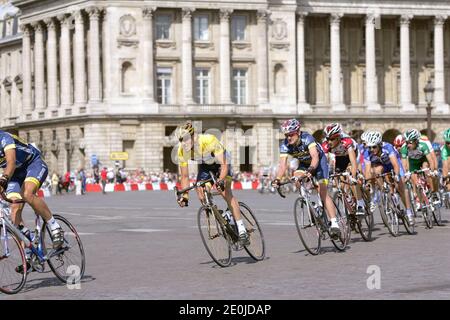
[37,181,261,197]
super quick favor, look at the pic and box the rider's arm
[425,152,436,171]
[308,144,319,173]
[215,152,228,181]
[348,147,358,178]
[364,161,372,180]
[3,148,16,178]
[275,156,288,180]
[443,158,449,178]
[389,154,400,176]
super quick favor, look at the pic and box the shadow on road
[200,256,268,268]
[20,274,96,293]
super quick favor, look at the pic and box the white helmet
[361,131,371,143]
[365,131,382,147]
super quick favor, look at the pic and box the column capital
[72,10,84,23]
[219,9,233,22]
[400,15,413,26]
[43,17,56,30]
[296,11,308,23]
[143,7,157,19]
[434,15,447,26]
[365,14,378,25]
[86,7,101,20]
[257,10,270,23]
[330,13,343,25]
[182,7,195,20]
[31,21,44,32]
[19,23,31,35]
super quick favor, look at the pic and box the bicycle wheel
[356,196,374,241]
[406,183,418,218]
[381,194,399,237]
[431,194,444,226]
[239,202,265,261]
[294,198,321,255]
[0,226,27,294]
[42,215,85,284]
[331,194,351,251]
[197,206,232,267]
[395,194,415,235]
[418,189,433,229]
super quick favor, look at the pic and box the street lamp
[424,80,434,141]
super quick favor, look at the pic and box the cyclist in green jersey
[441,128,450,192]
[400,129,439,206]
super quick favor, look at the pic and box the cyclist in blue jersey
[363,131,414,225]
[271,119,340,236]
[0,131,64,257]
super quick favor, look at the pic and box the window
[232,16,247,41]
[194,15,209,41]
[396,26,400,48]
[156,15,171,40]
[39,131,43,142]
[195,68,211,104]
[26,132,30,142]
[52,130,56,141]
[429,30,434,50]
[66,128,70,140]
[80,127,84,138]
[232,69,248,105]
[165,126,177,136]
[157,67,172,104]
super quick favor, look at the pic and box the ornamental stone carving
[143,7,156,19]
[272,19,287,40]
[120,14,136,37]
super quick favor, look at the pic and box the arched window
[121,61,135,94]
[274,63,286,95]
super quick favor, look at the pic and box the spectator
[51,172,59,196]
[100,167,108,194]
[107,168,115,183]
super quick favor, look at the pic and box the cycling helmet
[404,129,420,142]
[175,122,195,141]
[443,128,450,142]
[365,131,382,147]
[361,131,372,143]
[432,142,441,152]
[324,123,342,139]
[393,134,405,148]
[280,119,301,134]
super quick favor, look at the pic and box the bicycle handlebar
[276,175,317,199]
[0,188,25,204]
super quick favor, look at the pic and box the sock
[357,199,365,208]
[406,208,412,215]
[236,219,246,234]
[330,217,337,224]
[47,217,61,231]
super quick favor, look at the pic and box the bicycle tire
[239,202,265,261]
[294,197,321,255]
[355,192,374,241]
[394,193,416,235]
[418,188,433,229]
[42,215,86,284]
[197,206,232,267]
[381,193,399,237]
[0,226,28,294]
[431,194,444,226]
[331,194,351,251]
[406,183,418,218]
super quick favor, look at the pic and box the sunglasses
[327,137,339,142]
[285,132,297,138]
[369,146,379,150]
[406,141,416,145]
[446,142,450,145]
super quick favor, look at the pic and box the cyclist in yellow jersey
[175,122,250,245]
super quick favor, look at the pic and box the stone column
[32,21,45,110]
[20,24,32,114]
[44,18,58,109]
[219,9,233,104]
[297,12,310,113]
[365,14,380,111]
[257,10,269,106]
[102,8,110,102]
[87,7,102,102]
[400,15,415,111]
[182,8,195,105]
[330,13,345,111]
[434,15,449,113]
[58,14,72,107]
[73,10,87,105]
[142,7,156,102]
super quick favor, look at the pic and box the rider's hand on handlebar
[271,178,281,188]
[0,174,9,191]
[177,193,189,207]
[216,179,226,192]
[349,176,358,185]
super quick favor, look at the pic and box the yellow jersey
[177,134,225,167]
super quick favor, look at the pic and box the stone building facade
[1,0,450,174]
